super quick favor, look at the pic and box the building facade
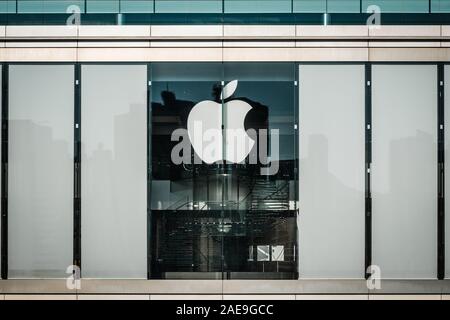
[0,0,450,299]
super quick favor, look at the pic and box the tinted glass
[17,0,85,13]
[362,0,430,13]
[225,0,292,13]
[154,0,222,13]
[150,63,223,279]
[223,63,297,279]
[150,63,298,279]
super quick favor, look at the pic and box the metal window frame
[438,63,445,280]
[365,63,372,280]
[1,63,8,280]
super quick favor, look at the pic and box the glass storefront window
[2,62,445,281]
[294,0,361,13]
[121,0,154,13]
[3,0,450,16]
[17,0,85,13]
[150,63,298,279]
[222,63,297,278]
[293,0,327,13]
[0,0,18,13]
[150,63,223,279]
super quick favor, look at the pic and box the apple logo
[187,80,255,164]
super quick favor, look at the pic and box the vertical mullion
[294,63,299,278]
[438,63,445,280]
[365,63,372,279]
[73,63,82,276]
[147,63,152,279]
[1,64,8,279]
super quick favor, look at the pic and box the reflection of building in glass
[1,4,448,298]
[149,68,298,279]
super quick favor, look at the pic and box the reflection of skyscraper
[8,119,73,278]
[114,103,147,219]
[149,79,296,280]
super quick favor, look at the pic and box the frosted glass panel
[81,65,147,278]
[18,1,85,13]
[8,65,74,278]
[446,65,450,278]
[299,65,365,278]
[372,65,437,279]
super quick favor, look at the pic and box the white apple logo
[187,80,255,164]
